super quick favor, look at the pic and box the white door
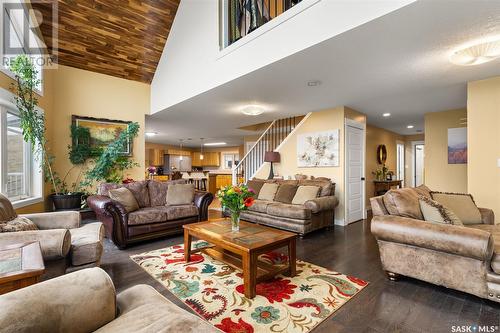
[396,142,405,186]
[346,123,365,223]
[414,143,425,187]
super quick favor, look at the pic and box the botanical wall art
[297,129,339,167]
[72,115,133,156]
[448,127,467,164]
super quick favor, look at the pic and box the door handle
[361,177,365,181]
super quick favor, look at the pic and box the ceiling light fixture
[145,132,157,137]
[450,36,500,66]
[200,138,204,160]
[383,113,391,117]
[307,80,321,87]
[242,105,264,116]
[204,142,226,146]
[179,139,184,161]
[407,125,414,129]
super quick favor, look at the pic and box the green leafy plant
[10,55,60,193]
[83,122,140,185]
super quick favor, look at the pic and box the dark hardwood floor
[98,209,500,333]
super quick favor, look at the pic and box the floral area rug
[131,241,368,333]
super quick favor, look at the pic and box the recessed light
[145,132,157,137]
[204,142,227,146]
[450,36,500,66]
[407,125,414,129]
[242,105,264,116]
[383,113,391,117]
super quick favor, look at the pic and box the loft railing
[226,0,303,47]
[232,116,300,185]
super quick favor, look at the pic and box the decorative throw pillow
[292,186,320,205]
[430,192,482,225]
[0,193,17,223]
[383,188,423,220]
[257,183,279,201]
[166,184,195,206]
[419,196,463,226]
[413,184,432,198]
[0,216,38,232]
[274,184,298,204]
[247,180,265,197]
[109,187,139,213]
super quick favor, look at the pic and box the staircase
[232,116,303,185]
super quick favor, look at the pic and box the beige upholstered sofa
[0,267,218,333]
[0,194,104,278]
[370,186,500,303]
[236,178,338,236]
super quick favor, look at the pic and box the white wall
[151,0,415,114]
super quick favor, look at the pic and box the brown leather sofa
[370,186,500,303]
[87,180,213,249]
[236,178,338,236]
[0,267,218,333]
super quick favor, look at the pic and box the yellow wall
[365,125,404,206]
[254,107,347,224]
[3,65,149,213]
[424,108,467,192]
[467,76,500,221]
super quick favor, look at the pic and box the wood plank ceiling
[32,0,180,83]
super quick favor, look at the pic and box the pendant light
[200,138,204,160]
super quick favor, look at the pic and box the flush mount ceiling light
[145,132,157,137]
[450,37,500,66]
[383,113,391,117]
[204,142,226,146]
[307,80,321,87]
[242,105,264,116]
[407,125,414,129]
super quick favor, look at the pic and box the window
[0,103,42,207]
[223,153,239,169]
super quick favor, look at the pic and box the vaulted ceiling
[32,0,180,83]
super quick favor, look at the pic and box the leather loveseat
[87,180,213,249]
[370,186,500,303]
[0,267,218,333]
[237,178,338,236]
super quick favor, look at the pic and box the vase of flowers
[217,184,255,232]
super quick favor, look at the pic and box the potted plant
[10,55,97,210]
[217,184,255,232]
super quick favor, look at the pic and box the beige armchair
[0,194,104,278]
[0,267,218,333]
[370,192,500,303]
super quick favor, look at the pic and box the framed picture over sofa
[72,115,133,156]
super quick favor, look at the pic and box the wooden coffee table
[0,241,45,295]
[183,218,297,298]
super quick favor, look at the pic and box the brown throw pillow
[0,216,38,232]
[292,186,320,205]
[109,187,139,213]
[419,196,463,226]
[430,192,482,225]
[383,188,423,220]
[166,184,195,206]
[0,193,17,222]
[413,185,432,198]
[257,183,279,201]
[247,180,265,197]
[274,184,298,204]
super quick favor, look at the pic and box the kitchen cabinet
[192,152,202,167]
[203,152,220,167]
[166,149,191,156]
[148,149,164,166]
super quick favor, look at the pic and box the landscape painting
[297,129,339,167]
[72,116,132,156]
[448,127,467,164]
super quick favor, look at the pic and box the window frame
[222,153,240,170]
[0,89,43,209]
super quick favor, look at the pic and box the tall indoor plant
[217,184,255,231]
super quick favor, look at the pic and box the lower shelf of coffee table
[200,246,290,283]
